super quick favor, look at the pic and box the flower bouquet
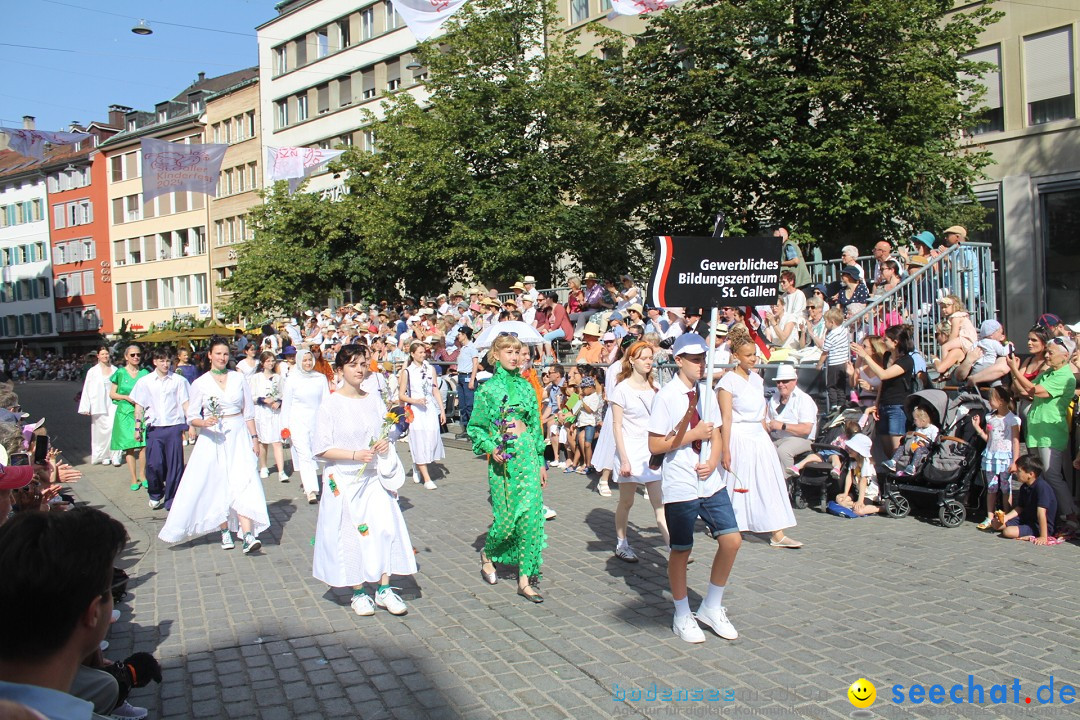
[207,396,224,426]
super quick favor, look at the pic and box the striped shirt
[823,326,850,367]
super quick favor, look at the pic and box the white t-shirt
[766,387,818,440]
[782,289,806,319]
[985,411,1020,454]
[577,392,602,427]
[647,376,725,503]
[609,381,657,440]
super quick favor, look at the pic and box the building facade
[45,114,121,349]
[257,0,428,196]
[98,69,258,332]
[0,143,56,351]
[205,78,262,315]
[961,1,1080,331]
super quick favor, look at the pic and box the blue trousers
[146,424,186,509]
[457,373,475,430]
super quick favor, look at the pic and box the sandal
[770,536,803,549]
[975,517,992,531]
[563,465,577,474]
[597,482,612,497]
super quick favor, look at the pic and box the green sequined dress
[467,365,547,578]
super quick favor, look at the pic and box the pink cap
[601,332,617,342]
[0,464,36,490]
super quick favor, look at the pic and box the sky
[0,0,275,131]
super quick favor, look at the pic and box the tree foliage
[226,0,1000,316]
[605,0,999,248]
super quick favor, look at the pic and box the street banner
[649,235,783,309]
[393,0,469,42]
[140,137,228,203]
[0,127,91,160]
[608,0,687,17]
[265,146,345,182]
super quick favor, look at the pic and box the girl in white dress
[236,342,260,379]
[717,329,801,548]
[159,337,270,554]
[250,351,288,482]
[313,344,417,617]
[610,341,669,562]
[282,349,330,504]
[591,351,625,497]
[78,346,120,465]
[398,342,445,490]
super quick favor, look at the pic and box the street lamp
[131,20,153,36]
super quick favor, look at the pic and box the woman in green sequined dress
[468,334,548,603]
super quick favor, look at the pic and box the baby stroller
[879,390,988,527]
[788,402,875,510]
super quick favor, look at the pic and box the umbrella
[178,323,235,340]
[136,329,183,343]
[474,321,545,349]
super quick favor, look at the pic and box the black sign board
[648,235,783,309]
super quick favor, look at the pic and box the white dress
[159,371,270,543]
[609,380,660,484]
[236,357,260,379]
[249,373,284,443]
[404,363,445,466]
[589,361,622,472]
[78,364,117,463]
[717,371,796,533]
[281,371,330,495]
[312,392,417,587]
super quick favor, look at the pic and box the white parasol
[474,321,546,349]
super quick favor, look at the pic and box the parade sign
[648,235,783,308]
[141,137,228,203]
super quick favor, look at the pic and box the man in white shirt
[131,347,190,511]
[765,364,819,478]
[648,334,742,644]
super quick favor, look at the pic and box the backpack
[907,351,931,392]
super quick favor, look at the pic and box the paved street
[23,381,1080,719]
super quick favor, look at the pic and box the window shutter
[1025,28,1074,103]
[53,204,65,230]
[963,46,1002,109]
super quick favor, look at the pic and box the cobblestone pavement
[23,381,1080,719]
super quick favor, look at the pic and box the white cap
[773,364,798,382]
[846,433,872,457]
[672,334,708,357]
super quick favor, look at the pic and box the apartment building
[950,1,1080,331]
[98,68,258,331]
[0,133,56,350]
[257,0,428,195]
[45,112,121,349]
[206,77,262,314]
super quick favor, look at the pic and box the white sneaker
[112,456,123,467]
[423,479,438,490]
[375,587,408,616]
[242,533,261,554]
[695,605,738,640]
[221,530,235,550]
[351,593,376,616]
[259,467,269,479]
[109,701,149,720]
[279,472,291,483]
[111,609,121,623]
[544,505,557,520]
[672,613,706,643]
[550,460,564,468]
[148,498,165,510]
[615,543,638,563]
[411,471,421,484]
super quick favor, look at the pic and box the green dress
[110,367,149,451]
[467,365,547,578]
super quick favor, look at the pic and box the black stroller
[879,389,988,527]
[788,403,875,510]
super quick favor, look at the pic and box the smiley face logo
[848,678,876,709]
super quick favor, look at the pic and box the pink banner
[140,137,228,202]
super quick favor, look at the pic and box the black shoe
[454,432,469,440]
[517,587,543,603]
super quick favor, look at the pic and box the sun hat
[840,265,860,279]
[510,282,526,292]
[907,255,929,267]
[943,225,967,239]
[978,319,1002,339]
[773,364,798,382]
[910,231,935,249]
[626,303,644,315]
[523,276,537,284]
[846,433,872,458]
[584,272,598,280]
[582,322,602,337]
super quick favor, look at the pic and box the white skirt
[613,428,660,484]
[406,403,445,466]
[159,415,270,543]
[313,460,417,587]
[722,421,796,533]
[253,403,283,444]
[590,407,616,472]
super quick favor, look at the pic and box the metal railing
[835,243,996,359]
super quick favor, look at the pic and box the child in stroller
[881,406,939,476]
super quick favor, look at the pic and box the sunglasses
[128,353,141,357]
[1049,337,1071,351]
[603,340,616,344]
[498,331,519,338]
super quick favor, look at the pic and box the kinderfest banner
[649,235,784,309]
[140,137,228,203]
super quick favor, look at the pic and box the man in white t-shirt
[765,364,818,478]
[648,334,742,644]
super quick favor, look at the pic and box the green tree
[606,0,1000,249]
[221,182,370,317]
[336,0,638,289]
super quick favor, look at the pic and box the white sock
[673,596,691,618]
[616,537,628,549]
[702,583,725,611]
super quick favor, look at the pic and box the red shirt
[546,303,573,338]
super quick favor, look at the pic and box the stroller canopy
[904,389,949,428]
